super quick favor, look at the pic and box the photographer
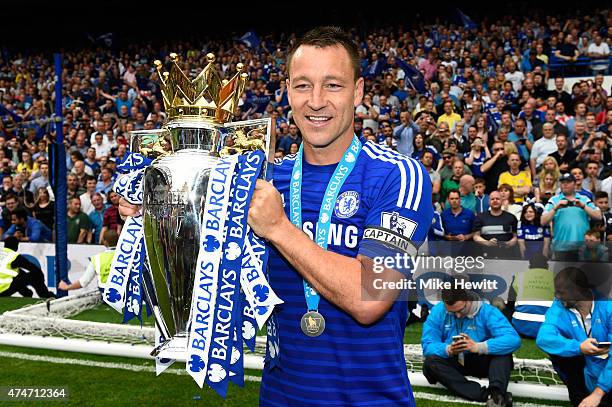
[536,267,612,407]
[422,282,520,406]
[541,173,602,261]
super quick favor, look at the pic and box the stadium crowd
[0,8,610,259]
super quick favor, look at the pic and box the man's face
[542,125,554,139]
[92,195,104,210]
[12,175,22,189]
[67,176,78,189]
[474,182,485,197]
[545,110,556,123]
[421,152,433,166]
[444,301,468,319]
[74,161,84,174]
[508,154,520,170]
[452,161,464,177]
[571,168,583,182]
[69,199,81,213]
[560,179,575,194]
[586,163,599,177]
[468,127,477,139]
[514,121,525,134]
[6,198,17,212]
[489,191,502,210]
[86,179,96,192]
[586,115,596,128]
[287,45,363,151]
[2,177,11,190]
[40,164,49,177]
[380,124,391,137]
[11,214,24,227]
[110,192,120,206]
[448,192,461,210]
[556,136,567,150]
[555,78,564,90]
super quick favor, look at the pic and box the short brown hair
[287,26,360,81]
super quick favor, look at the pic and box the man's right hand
[119,198,141,219]
[556,199,569,210]
[580,338,609,356]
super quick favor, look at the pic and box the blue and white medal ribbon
[289,135,362,337]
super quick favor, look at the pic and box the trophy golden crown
[154,53,248,123]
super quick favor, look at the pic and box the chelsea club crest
[334,191,360,219]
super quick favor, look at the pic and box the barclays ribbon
[104,215,144,313]
[206,151,265,396]
[104,151,152,319]
[186,155,237,388]
[240,232,281,328]
[116,151,153,173]
[123,235,144,323]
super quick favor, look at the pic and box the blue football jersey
[260,141,433,406]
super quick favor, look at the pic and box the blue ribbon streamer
[205,151,265,397]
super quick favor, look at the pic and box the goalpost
[0,291,569,401]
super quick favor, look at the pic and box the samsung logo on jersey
[302,221,359,248]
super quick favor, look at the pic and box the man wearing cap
[439,149,472,184]
[541,173,602,261]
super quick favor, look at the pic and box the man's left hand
[578,389,604,407]
[248,179,288,241]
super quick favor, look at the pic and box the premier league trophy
[104,53,282,394]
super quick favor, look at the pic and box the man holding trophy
[118,27,432,406]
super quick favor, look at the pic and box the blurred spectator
[67,196,89,244]
[473,190,519,258]
[498,184,523,220]
[278,123,301,154]
[100,191,124,242]
[529,123,558,178]
[393,111,419,156]
[31,187,54,231]
[28,161,49,195]
[95,167,115,196]
[542,173,602,261]
[88,193,109,245]
[548,134,577,173]
[517,203,551,259]
[2,207,51,243]
[579,229,608,261]
[474,178,490,213]
[80,176,98,215]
